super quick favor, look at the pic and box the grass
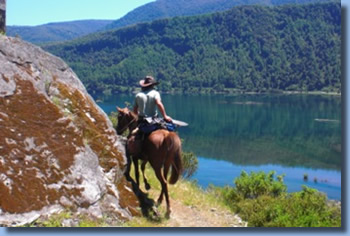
[23,211,110,227]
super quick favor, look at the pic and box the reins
[118,112,137,134]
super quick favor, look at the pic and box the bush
[219,171,341,227]
[234,171,287,199]
[272,186,341,227]
[109,111,118,128]
[181,152,199,179]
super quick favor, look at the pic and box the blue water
[193,157,341,200]
[96,93,342,200]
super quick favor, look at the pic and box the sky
[7,0,156,26]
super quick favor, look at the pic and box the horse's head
[116,107,137,135]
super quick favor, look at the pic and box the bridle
[117,111,137,135]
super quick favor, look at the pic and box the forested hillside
[105,0,331,30]
[45,2,341,94]
[7,20,113,44]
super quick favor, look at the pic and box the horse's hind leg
[163,162,171,218]
[141,160,151,190]
[154,163,171,218]
[154,168,165,204]
[163,159,171,183]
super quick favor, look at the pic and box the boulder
[0,36,139,226]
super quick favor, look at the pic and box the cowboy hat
[139,76,159,88]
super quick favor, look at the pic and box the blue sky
[7,0,155,26]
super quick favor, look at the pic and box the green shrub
[219,171,341,227]
[234,171,287,199]
[109,111,118,128]
[271,186,341,227]
[181,152,199,179]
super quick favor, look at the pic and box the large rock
[0,36,139,226]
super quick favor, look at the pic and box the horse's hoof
[165,210,171,219]
[152,206,160,217]
[145,183,151,190]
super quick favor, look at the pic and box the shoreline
[159,88,342,96]
[281,90,341,96]
[95,87,342,96]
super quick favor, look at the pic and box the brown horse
[116,107,183,217]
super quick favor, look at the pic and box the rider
[133,75,172,125]
[128,75,172,155]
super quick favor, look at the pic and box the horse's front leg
[133,156,140,186]
[141,160,151,190]
[124,143,132,181]
[127,135,141,186]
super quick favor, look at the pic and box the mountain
[6,0,331,44]
[45,2,341,94]
[105,0,332,30]
[7,20,113,44]
[0,35,139,226]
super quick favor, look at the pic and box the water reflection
[163,94,341,170]
[96,93,342,170]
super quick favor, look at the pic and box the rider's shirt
[134,89,161,118]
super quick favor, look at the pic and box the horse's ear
[116,106,122,112]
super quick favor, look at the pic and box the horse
[116,107,183,217]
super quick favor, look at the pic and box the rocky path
[162,198,247,227]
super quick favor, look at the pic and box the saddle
[138,117,177,134]
[127,117,176,156]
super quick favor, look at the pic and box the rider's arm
[155,98,172,123]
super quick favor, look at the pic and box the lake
[94,93,342,200]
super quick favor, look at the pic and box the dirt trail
[128,167,247,227]
[158,197,247,227]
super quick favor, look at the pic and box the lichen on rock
[0,36,139,226]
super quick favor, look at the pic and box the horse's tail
[167,133,183,185]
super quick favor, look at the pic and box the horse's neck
[128,111,138,131]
